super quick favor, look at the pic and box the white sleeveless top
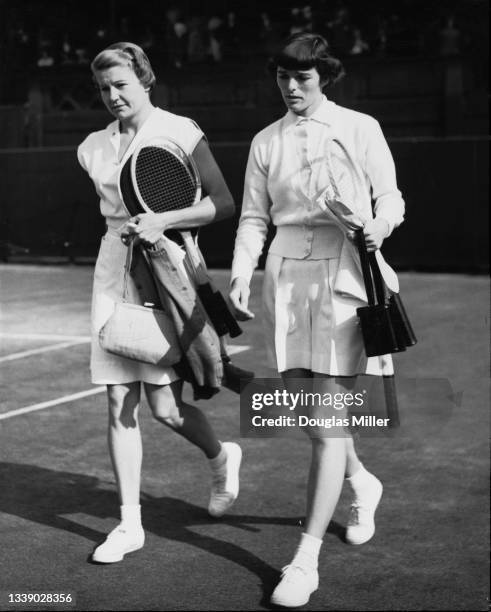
[77,107,203,229]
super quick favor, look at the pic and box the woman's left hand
[122,212,168,246]
[363,218,390,252]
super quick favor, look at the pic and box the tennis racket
[319,138,367,230]
[322,138,400,429]
[119,136,242,339]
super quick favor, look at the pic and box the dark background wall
[0,0,488,272]
[0,137,488,272]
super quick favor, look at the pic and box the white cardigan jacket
[231,97,405,300]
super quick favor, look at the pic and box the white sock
[345,457,362,479]
[291,532,323,571]
[120,504,142,529]
[209,443,227,473]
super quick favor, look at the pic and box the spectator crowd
[4,0,482,75]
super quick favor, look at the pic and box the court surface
[0,265,489,611]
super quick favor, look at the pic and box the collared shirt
[77,107,203,229]
[231,96,405,284]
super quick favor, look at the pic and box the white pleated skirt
[262,254,390,376]
[90,230,179,385]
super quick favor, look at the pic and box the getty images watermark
[239,377,457,438]
[250,388,387,427]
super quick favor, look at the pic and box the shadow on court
[0,461,347,608]
[0,267,489,611]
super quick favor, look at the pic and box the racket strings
[327,143,358,206]
[135,147,197,213]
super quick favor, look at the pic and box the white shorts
[262,254,369,375]
[90,230,179,386]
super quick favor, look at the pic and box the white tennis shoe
[208,442,242,517]
[346,474,383,545]
[92,525,145,563]
[270,564,319,607]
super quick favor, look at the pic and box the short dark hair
[268,33,345,87]
[91,42,156,91]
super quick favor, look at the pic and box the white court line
[0,332,90,341]
[1,334,248,349]
[226,344,249,356]
[0,344,251,420]
[0,339,247,363]
[0,387,106,421]
[0,340,89,363]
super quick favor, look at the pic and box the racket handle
[181,230,242,337]
[196,284,226,335]
[383,375,400,428]
[222,359,254,394]
[197,284,243,338]
[210,291,242,338]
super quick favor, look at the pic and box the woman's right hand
[120,221,139,246]
[229,277,255,321]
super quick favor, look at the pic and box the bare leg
[271,370,350,606]
[271,371,373,606]
[91,383,145,563]
[144,379,221,459]
[345,434,362,477]
[145,379,241,517]
[106,382,142,506]
[282,371,362,539]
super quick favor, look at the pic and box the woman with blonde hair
[78,42,242,564]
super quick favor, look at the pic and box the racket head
[324,138,367,230]
[128,136,201,215]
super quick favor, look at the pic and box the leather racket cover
[119,156,143,216]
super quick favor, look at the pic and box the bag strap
[355,230,390,306]
[368,251,388,305]
[355,229,376,306]
[122,239,134,302]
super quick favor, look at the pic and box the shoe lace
[212,469,227,487]
[107,523,143,539]
[103,526,128,542]
[348,501,374,526]
[280,564,310,582]
[348,503,360,525]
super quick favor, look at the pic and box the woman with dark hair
[230,33,404,607]
[77,42,242,564]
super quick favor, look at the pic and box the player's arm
[364,119,405,252]
[124,139,234,243]
[228,137,271,321]
[152,137,235,227]
[229,277,255,320]
[363,217,390,252]
[191,137,235,223]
